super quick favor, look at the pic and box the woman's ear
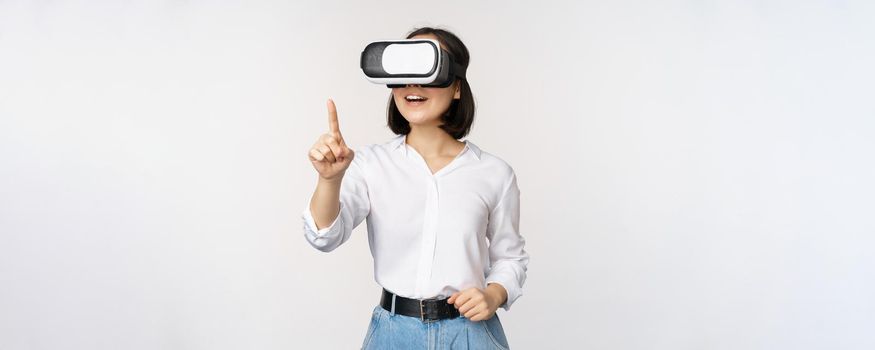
[453,81,461,99]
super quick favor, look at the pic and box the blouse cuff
[302,200,345,251]
[485,263,525,311]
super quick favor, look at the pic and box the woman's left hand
[447,286,504,321]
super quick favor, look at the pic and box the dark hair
[387,27,475,140]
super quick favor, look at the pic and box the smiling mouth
[404,95,429,106]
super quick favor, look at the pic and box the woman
[303,27,529,350]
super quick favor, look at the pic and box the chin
[398,108,439,124]
[402,113,441,125]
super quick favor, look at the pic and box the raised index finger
[327,98,343,139]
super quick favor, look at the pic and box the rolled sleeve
[301,154,370,252]
[484,171,529,311]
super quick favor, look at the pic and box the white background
[1,1,873,349]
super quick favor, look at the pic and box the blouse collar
[390,134,482,161]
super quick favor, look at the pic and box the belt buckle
[419,299,426,321]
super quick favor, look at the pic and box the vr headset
[360,38,467,88]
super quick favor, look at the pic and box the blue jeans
[361,304,511,350]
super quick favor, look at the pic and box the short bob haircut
[387,27,475,140]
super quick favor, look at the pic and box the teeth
[406,95,427,101]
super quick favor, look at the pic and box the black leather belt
[380,288,460,322]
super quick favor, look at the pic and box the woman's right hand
[308,98,354,181]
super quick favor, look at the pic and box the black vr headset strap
[451,61,466,80]
[444,48,466,80]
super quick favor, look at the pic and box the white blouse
[302,134,529,311]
